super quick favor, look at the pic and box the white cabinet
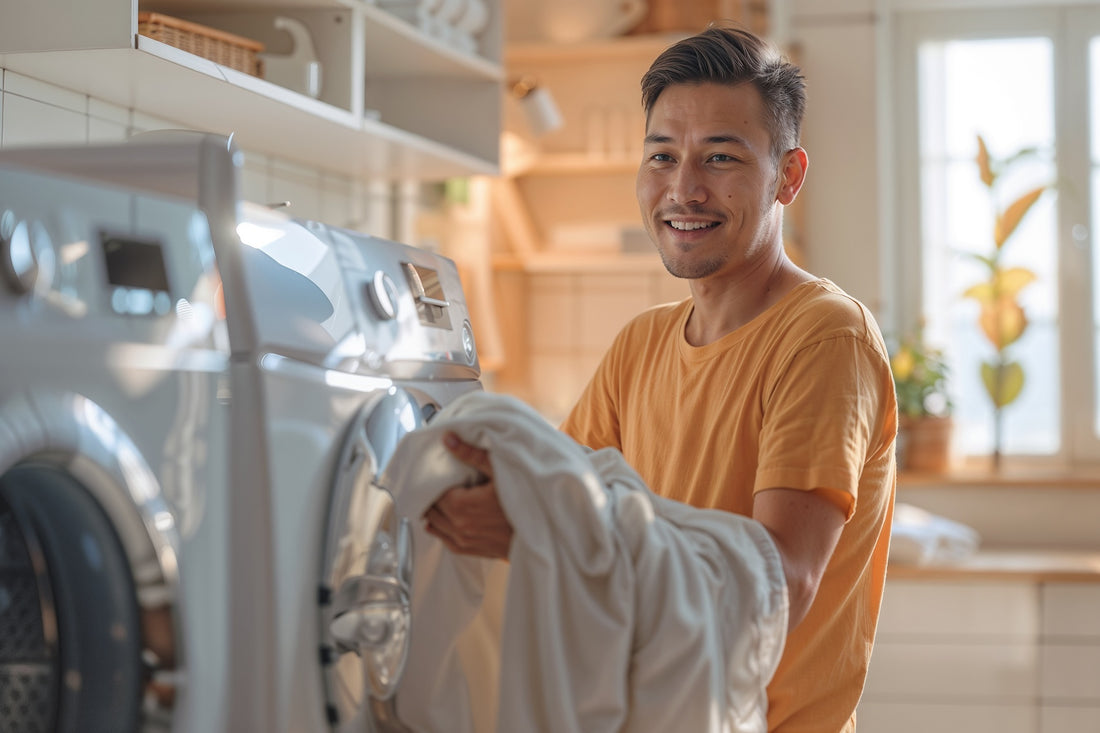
[1040,584,1100,730]
[0,0,502,181]
[858,577,1100,733]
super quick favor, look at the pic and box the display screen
[101,232,173,316]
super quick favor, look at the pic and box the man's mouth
[666,220,719,231]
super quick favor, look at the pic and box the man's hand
[423,431,514,560]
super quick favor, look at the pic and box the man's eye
[710,153,736,162]
[650,153,674,162]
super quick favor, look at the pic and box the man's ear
[776,147,809,205]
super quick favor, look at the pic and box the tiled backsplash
[490,264,690,422]
[0,68,389,234]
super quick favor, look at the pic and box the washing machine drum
[0,464,144,733]
[319,387,423,732]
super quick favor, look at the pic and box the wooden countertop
[888,548,1100,582]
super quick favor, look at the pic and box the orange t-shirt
[560,279,897,733]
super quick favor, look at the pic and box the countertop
[888,548,1100,582]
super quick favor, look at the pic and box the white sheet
[380,391,788,733]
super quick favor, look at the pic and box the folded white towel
[380,391,788,733]
[889,502,981,565]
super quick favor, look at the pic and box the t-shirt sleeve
[754,334,896,518]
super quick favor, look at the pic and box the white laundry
[889,502,982,565]
[380,391,789,733]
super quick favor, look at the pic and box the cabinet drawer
[857,701,1035,733]
[865,642,1038,698]
[1041,705,1100,731]
[1042,584,1100,637]
[878,580,1039,637]
[1041,644,1100,700]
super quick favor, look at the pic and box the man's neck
[685,257,814,346]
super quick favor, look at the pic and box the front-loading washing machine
[0,133,483,732]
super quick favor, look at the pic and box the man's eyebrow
[643,133,750,146]
[704,134,749,146]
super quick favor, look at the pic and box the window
[893,5,1100,467]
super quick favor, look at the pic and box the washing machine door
[319,387,423,733]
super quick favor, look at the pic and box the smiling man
[428,25,898,733]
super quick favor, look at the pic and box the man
[426,25,897,733]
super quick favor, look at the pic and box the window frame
[888,3,1100,467]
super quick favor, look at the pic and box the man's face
[636,81,788,282]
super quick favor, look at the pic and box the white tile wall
[0,68,392,238]
[575,272,655,351]
[87,97,129,143]
[515,267,689,419]
[528,274,577,352]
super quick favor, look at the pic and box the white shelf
[0,0,502,181]
[360,4,502,80]
[0,40,495,180]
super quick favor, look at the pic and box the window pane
[1092,37,1100,438]
[918,37,1059,457]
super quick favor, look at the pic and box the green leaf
[980,360,1025,408]
[959,251,998,270]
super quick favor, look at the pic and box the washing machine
[0,133,483,732]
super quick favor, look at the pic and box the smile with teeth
[667,220,718,231]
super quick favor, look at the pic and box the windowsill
[899,462,1100,489]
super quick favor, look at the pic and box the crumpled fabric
[381,391,788,733]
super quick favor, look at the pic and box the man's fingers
[443,431,493,478]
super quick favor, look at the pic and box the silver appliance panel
[0,163,224,350]
[319,225,480,381]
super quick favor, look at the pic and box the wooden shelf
[506,152,640,177]
[506,32,686,65]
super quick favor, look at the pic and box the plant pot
[897,415,953,473]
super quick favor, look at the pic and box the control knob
[366,270,399,321]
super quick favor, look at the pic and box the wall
[786,0,885,318]
[0,68,394,236]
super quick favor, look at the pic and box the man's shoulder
[784,279,883,340]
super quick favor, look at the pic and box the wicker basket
[138,12,265,78]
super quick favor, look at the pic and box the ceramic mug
[540,0,647,44]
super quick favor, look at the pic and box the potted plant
[961,134,1049,470]
[890,329,952,473]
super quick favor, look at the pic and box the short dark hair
[640,25,806,161]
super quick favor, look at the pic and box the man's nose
[667,162,707,205]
